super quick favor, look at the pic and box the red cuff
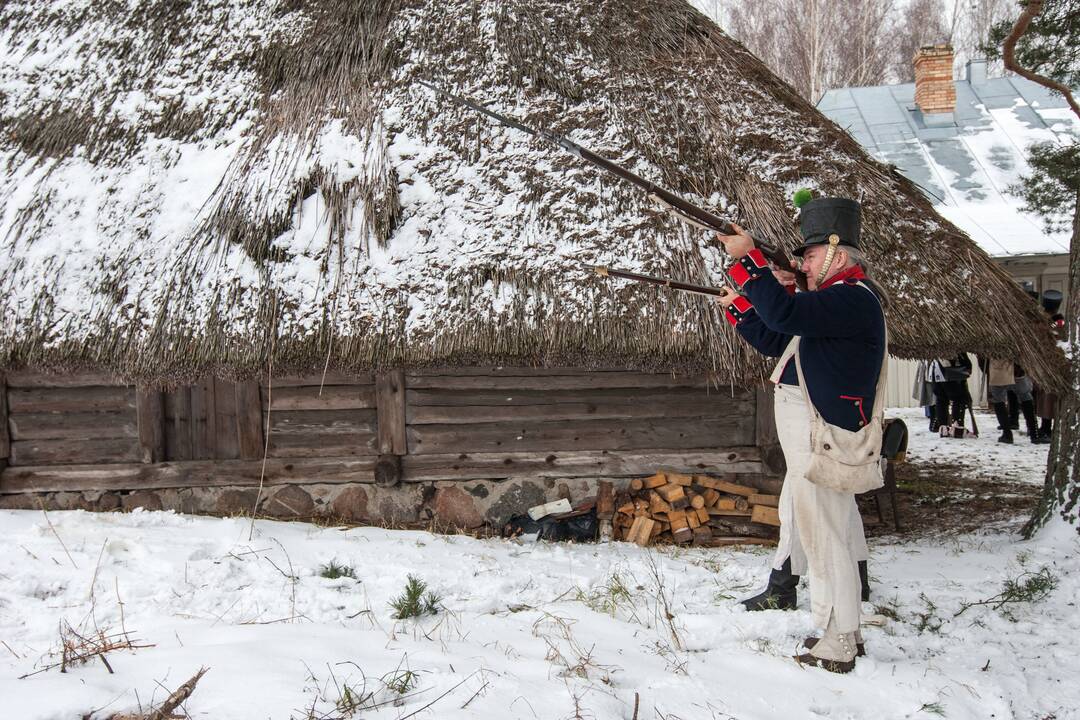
[724,295,754,326]
[729,248,769,288]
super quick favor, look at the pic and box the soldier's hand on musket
[714,286,741,308]
[772,259,799,288]
[715,222,755,259]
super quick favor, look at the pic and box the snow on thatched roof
[0,0,1065,384]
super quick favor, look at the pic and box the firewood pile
[596,472,780,547]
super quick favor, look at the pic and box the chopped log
[749,493,780,508]
[665,471,693,486]
[690,494,706,510]
[734,497,749,511]
[668,510,692,543]
[642,472,667,489]
[702,489,720,507]
[649,521,664,539]
[630,478,644,492]
[686,509,701,529]
[707,508,753,517]
[694,475,757,496]
[617,501,635,515]
[655,484,686,506]
[695,507,710,525]
[626,516,656,546]
[713,497,737,510]
[648,490,671,515]
[751,505,782,527]
[596,480,615,518]
[707,518,776,538]
[700,536,778,547]
[692,526,713,545]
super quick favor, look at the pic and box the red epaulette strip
[729,248,769,288]
[724,295,754,326]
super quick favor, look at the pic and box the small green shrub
[319,560,356,580]
[389,575,441,619]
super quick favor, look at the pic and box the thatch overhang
[0,0,1066,387]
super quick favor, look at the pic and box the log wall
[0,368,770,524]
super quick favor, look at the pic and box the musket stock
[419,81,808,291]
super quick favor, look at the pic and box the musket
[418,80,807,290]
[591,265,727,298]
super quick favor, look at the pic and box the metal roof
[818,61,1077,256]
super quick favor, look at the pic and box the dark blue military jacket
[724,248,886,432]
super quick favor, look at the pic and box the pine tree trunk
[1024,190,1080,536]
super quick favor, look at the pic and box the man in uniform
[716,197,887,674]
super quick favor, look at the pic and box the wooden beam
[190,377,216,460]
[7,386,136,414]
[261,385,376,411]
[5,372,127,388]
[0,456,378,493]
[136,387,166,464]
[234,381,264,460]
[0,377,9,471]
[405,372,719,391]
[0,447,764,494]
[400,447,764,482]
[376,369,407,455]
[755,384,778,447]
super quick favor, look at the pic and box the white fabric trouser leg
[772,384,865,633]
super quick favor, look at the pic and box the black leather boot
[1038,417,1053,442]
[994,402,1013,444]
[741,558,798,611]
[1021,400,1049,444]
[858,560,870,602]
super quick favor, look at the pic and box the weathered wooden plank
[400,447,763,482]
[407,395,751,424]
[376,369,407,455]
[265,372,374,388]
[0,377,9,467]
[214,378,240,460]
[9,437,141,466]
[5,372,127,388]
[405,373,713,391]
[136,388,165,464]
[235,381,264,460]
[407,367,642,377]
[266,433,379,458]
[171,386,193,461]
[8,386,136,414]
[269,409,377,435]
[260,385,377,411]
[407,417,752,455]
[8,412,138,441]
[0,457,378,493]
[406,387,749,408]
[189,378,216,460]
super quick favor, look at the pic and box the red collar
[819,265,866,290]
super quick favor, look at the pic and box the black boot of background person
[858,560,870,602]
[993,402,1014,443]
[742,558,798,611]
[1008,391,1020,430]
[1021,400,1049,444]
[1038,417,1053,442]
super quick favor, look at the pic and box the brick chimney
[913,44,956,118]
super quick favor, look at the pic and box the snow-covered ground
[1,409,1076,720]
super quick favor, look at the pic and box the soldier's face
[800,246,846,290]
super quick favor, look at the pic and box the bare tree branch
[1003,0,1080,120]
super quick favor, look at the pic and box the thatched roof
[0,0,1065,385]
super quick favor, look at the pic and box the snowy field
[1,409,1077,720]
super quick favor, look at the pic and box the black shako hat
[794,197,861,257]
[1041,289,1063,314]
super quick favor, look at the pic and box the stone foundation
[0,476,615,529]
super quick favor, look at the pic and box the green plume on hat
[793,188,813,209]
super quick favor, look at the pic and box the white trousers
[772,384,867,633]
